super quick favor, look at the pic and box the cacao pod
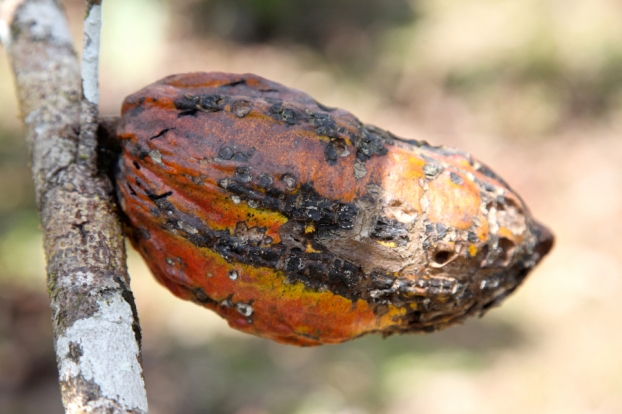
[115,72,553,346]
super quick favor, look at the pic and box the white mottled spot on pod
[353,160,367,179]
[282,174,296,191]
[420,196,430,211]
[386,200,418,224]
[448,228,457,241]
[236,302,253,317]
[232,100,253,117]
[231,196,241,204]
[423,162,443,179]
[178,221,198,234]
[480,202,488,214]
[149,149,162,164]
[228,270,238,280]
[248,200,258,208]
[488,206,499,235]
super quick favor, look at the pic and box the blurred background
[1,0,622,412]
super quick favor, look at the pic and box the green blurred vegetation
[175,0,622,134]
[142,319,524,414]
[0,126,40,288]
[179,0,416,73]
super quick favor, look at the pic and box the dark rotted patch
[355,125,388,161]
[467,231,479,243]
[174,95,200,117]
[147,191,173,201]
[192,287,218,305]
[235,167,253,183]
[425,223,435,235]
[435,223,448,240]
[324,142,339,165]
[370,216,409,246]
[162,212,367,300]
[450,172,464,185]
[218,147,234,160]
[218,146,253,162]
[232,152,249,162]
[150,128,174,140]
[131,142,150,161]
[285,254,363,298]
[323,138,350,166]
[258,173,274,188]
[128,169,467,307]
[198,94,226,111]
[310,112,340,138]
[131,177,373,300]
[174,94,226,116]
[371,272,395,290]
[145,190,175,212]
[125,104,145,118]
[221,179,358,232]
[268,101,301,125]
[123,149,472,306]
[221,79,247,88]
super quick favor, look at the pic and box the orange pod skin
[115,72,553,346]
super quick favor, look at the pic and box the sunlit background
[1,0,622,413]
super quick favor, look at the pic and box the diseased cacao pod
[115,72,553,346]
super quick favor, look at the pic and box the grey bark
[0,0,148,412]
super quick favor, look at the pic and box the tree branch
[78,0,102,173]
[0,0,148,412]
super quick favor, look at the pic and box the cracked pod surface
[115,72,553,346]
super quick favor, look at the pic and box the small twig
[1,1,148,412]
[78,0,102,173]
